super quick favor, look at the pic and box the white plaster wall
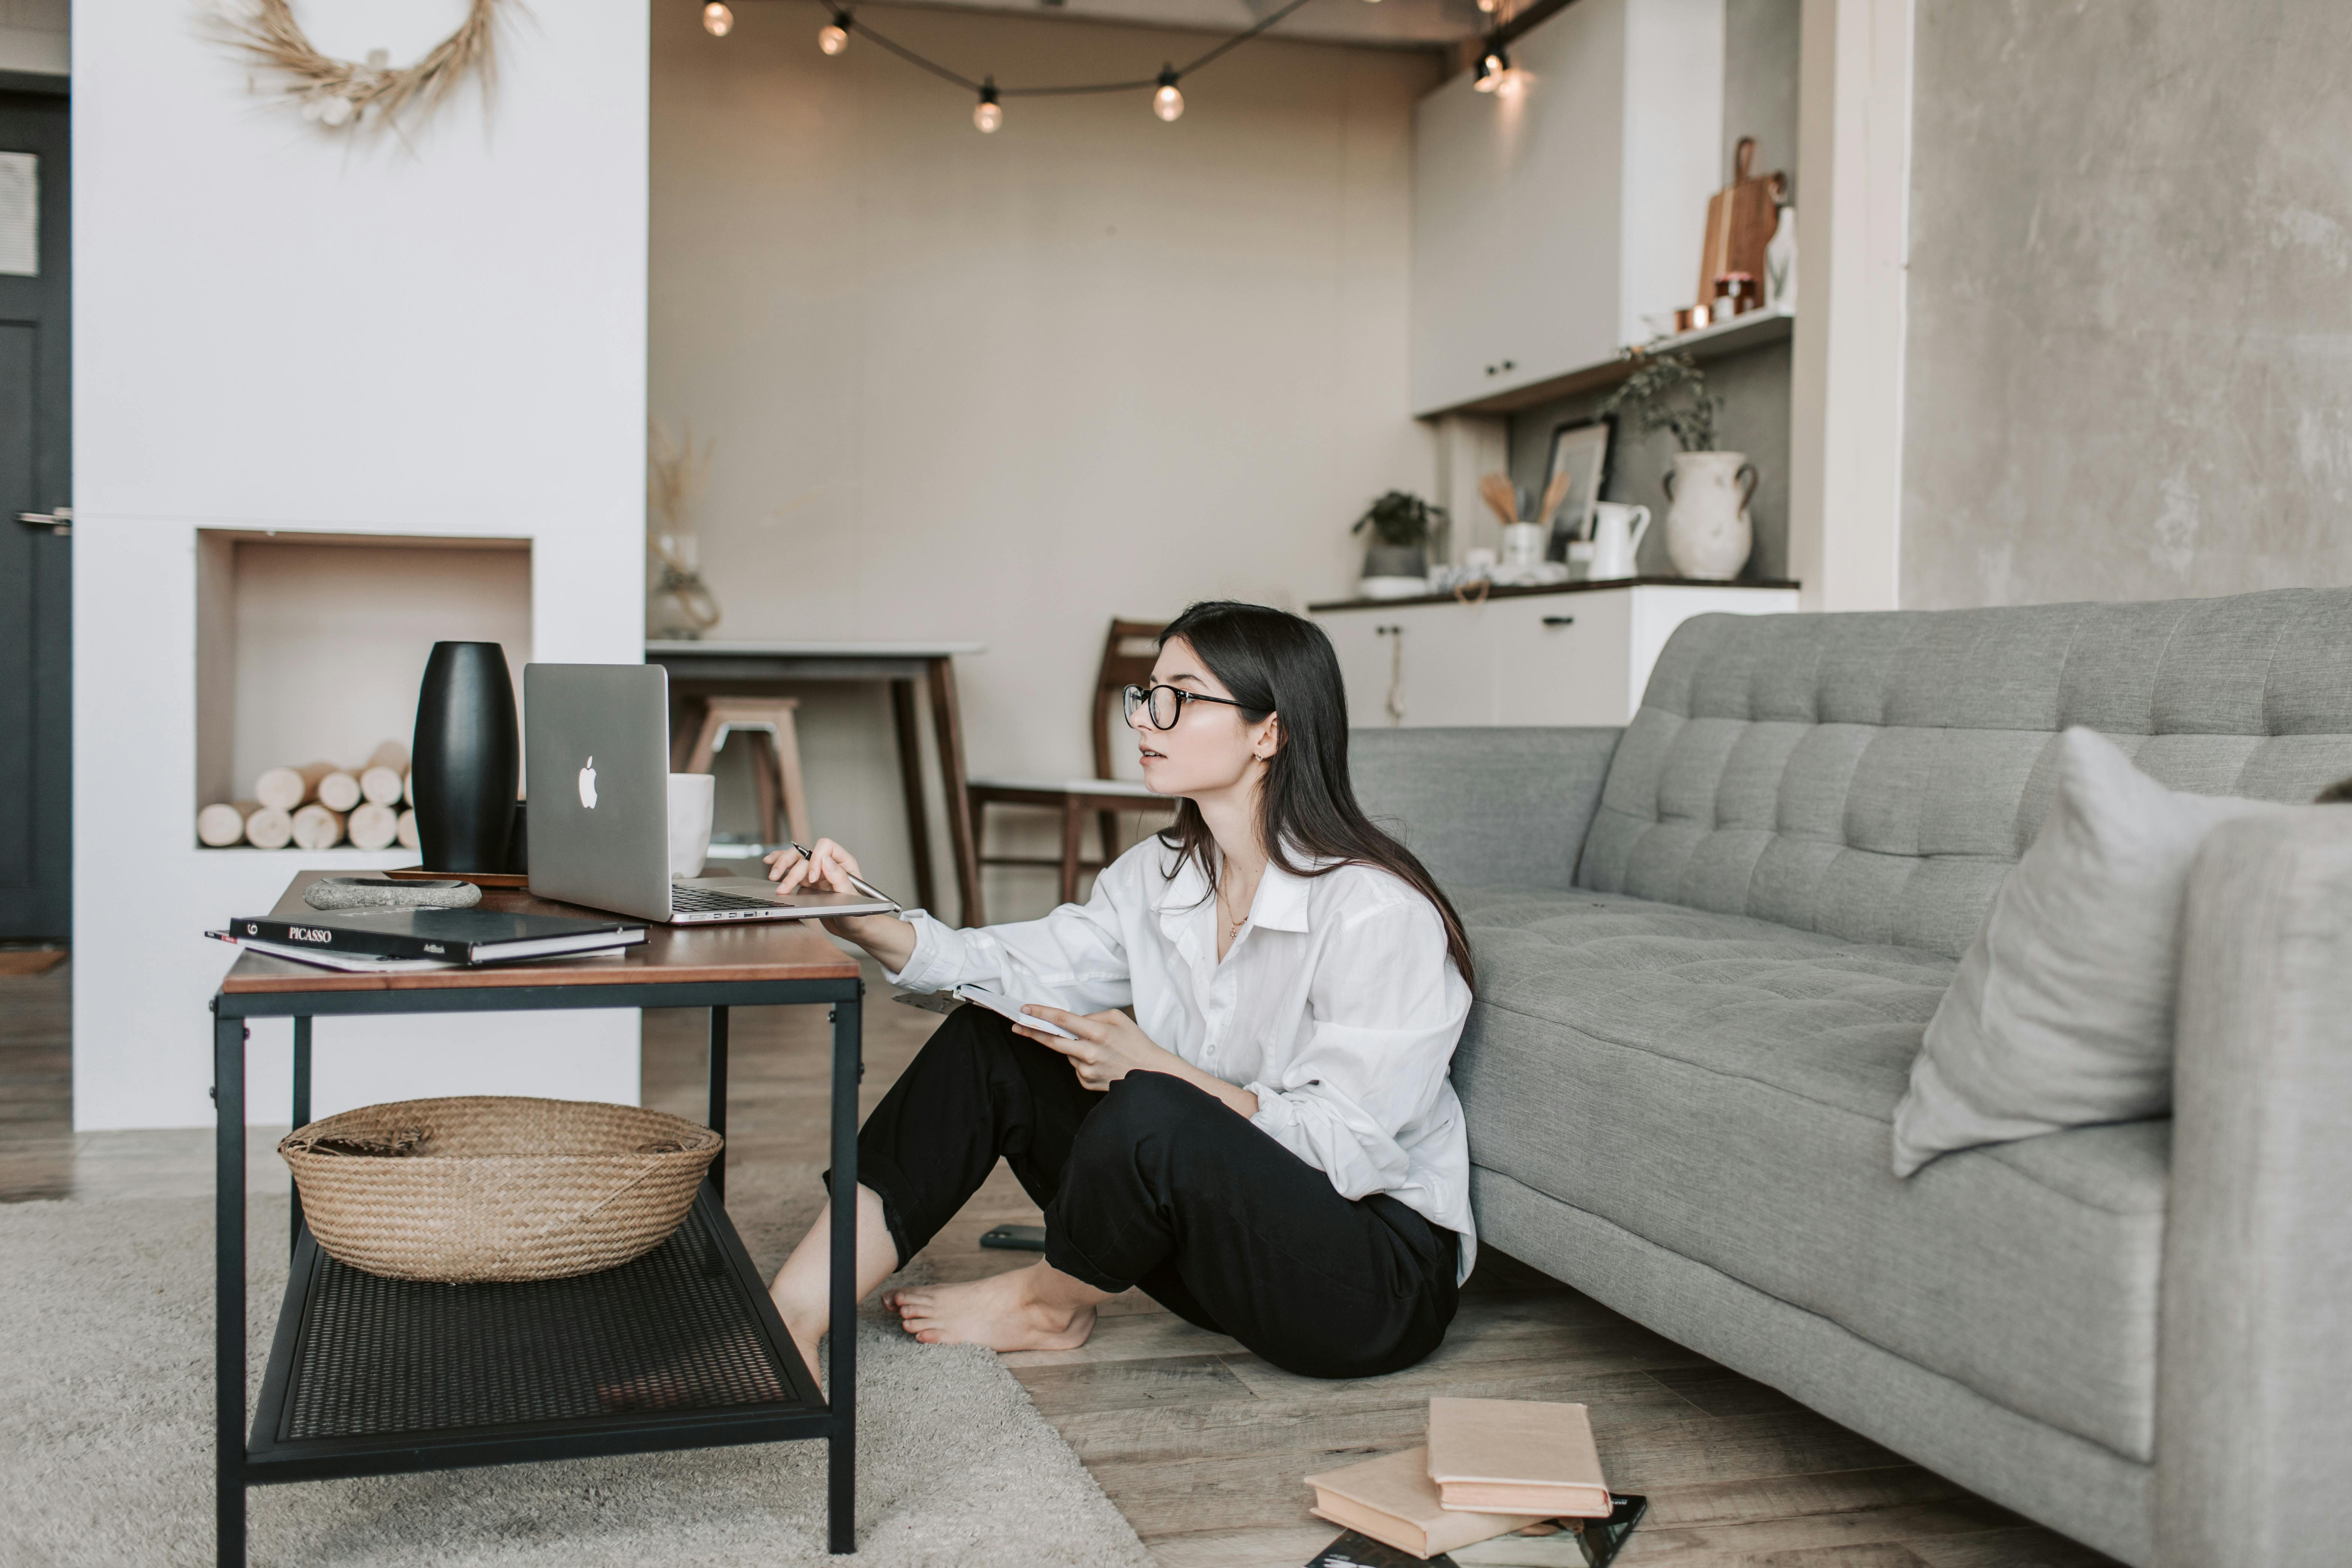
[73,0,648,1129]
[650,2,1439,918]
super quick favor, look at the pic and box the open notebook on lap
[524,663,899,925]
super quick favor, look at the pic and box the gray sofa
[1349,588,2352,1568]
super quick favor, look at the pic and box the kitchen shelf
[1420,309,1794,420]
[1308,574,1799,615]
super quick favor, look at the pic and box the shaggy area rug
[0,1163,1151,1568]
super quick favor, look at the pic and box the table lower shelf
[246,1183,832,1484]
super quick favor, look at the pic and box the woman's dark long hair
[1152,600,1475,991]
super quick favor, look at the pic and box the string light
[1152,66,1183,122]
[1471,42,1516,94]
[698,0,1323,129]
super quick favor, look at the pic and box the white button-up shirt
[887,837,1477,1283]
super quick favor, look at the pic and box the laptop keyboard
[670,884,783,914]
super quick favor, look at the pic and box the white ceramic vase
[1663,450,1757,581]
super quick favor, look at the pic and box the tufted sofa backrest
[1576,589,2352,959]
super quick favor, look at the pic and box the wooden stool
[674,697,813,849]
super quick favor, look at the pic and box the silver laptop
[523,663,899,925]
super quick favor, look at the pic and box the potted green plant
[1597,352,1756,581]
[1353,490,1445,596]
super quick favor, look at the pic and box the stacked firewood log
[197,741,420,851]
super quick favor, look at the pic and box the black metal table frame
[210,975,865,1565]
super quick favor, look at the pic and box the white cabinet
[1313,582,1796,728]
[1410,0,1726,417]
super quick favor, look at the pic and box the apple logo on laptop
[578,756,597,809]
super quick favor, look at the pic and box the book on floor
[1305,1530,1457,1568]
[1305,1446,1549,1560]
[1426,1398,1612,1518]
[1305,1497,1650,1568]
[1450,1496,1647,1568]
[223,908,646,965]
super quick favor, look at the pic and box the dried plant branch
[204,0,513,133]
[647,418,714,541]
[647,418,722,635]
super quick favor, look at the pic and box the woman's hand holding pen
[1013,1007,1261,1118]
[763,839,917,968]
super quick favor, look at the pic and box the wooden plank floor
[5,955,2119,1568]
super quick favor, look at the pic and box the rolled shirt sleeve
[1244,893,1471,1204]
[883,876,1136,1016]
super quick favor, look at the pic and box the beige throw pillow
[1891,726,2283,1176]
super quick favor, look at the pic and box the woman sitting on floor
[761,599,1477,1380]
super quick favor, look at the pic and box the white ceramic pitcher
[1588,502,1652,581]
[1662,451,1757,580]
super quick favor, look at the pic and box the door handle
[15,507,70,536]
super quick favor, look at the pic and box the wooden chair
[672,696,813,849]
[967,620,1172,905]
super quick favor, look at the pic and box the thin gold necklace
[1218,875,1251,935]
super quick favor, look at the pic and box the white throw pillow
[1891,726,2283,1176]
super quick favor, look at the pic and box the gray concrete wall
[1902,0,2352,609]
[1725,0,1800,199]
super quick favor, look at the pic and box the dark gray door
[0,82,69,939]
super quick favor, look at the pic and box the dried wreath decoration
[205,0,512,132]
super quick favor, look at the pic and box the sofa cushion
[1452,885,2166,1464]
[1578,590,2352,958]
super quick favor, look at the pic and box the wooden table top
[217,872,862,995]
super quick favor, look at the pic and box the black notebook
[226,908,646,965]
[1306,1497,1647,1568]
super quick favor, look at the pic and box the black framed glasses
[1121,683,1251,731]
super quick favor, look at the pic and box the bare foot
[883,1265,1098,1351]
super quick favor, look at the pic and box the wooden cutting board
[1696,137,1785,303]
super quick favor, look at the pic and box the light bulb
[1472,49,1507,91]
[818,20,848,54]
[974,83,1003,133]
[1476,0,1494,10]
[702,2,733,37]
[1153,68,1183,122]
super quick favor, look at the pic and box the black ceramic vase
[410,642,520,873]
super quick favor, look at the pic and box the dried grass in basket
[279,1095,722,1284]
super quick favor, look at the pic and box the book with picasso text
[224,908,644,966]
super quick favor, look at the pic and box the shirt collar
[1249,857,1315,933]
[1149,844,1321,933]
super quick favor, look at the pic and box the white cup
[667,773,716,879]
[1501,522,1546,569]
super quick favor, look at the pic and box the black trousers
[838,1003,1459,1380]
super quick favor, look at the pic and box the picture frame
[1543,415,1615,559]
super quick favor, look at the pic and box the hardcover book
[1304,1530,1456,1568]
[1305,1446,1548,1560]
[1425,1399,1612,1518]
[226,908,645,965]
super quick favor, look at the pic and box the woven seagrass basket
[279,1095,722,1284]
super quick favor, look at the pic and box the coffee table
[209,872,865,1563]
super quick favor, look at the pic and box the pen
[787,842,900,909]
